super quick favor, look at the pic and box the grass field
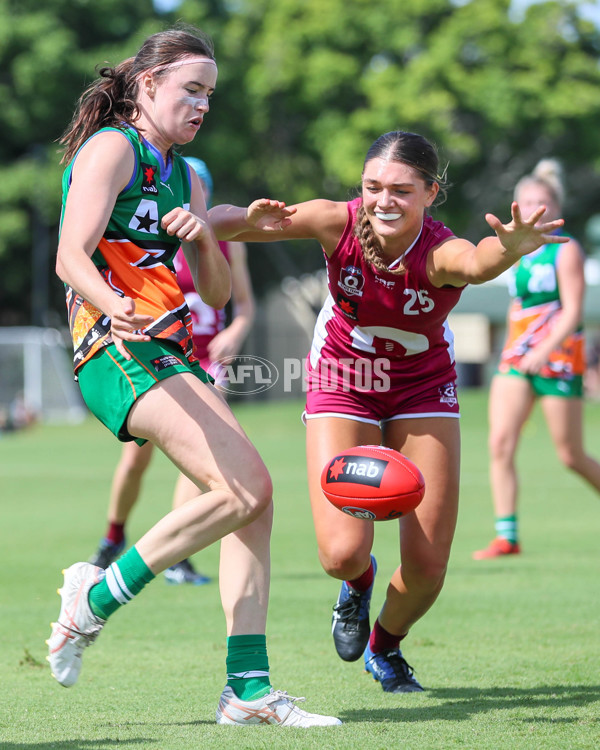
[0,389,599,749]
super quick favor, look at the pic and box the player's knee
[120,461,148,482]
[489,431,513,461]
[231,465,273,522]
[557,447,579,472]
[121,450,153,476]
[319,547,369,581]
[247,469,274,517]
[404,557,448,591]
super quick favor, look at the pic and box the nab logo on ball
[320,445,426,522]
[325,455,388,488]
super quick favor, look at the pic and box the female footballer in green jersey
[474,159,600,559]
[47,24,340,728]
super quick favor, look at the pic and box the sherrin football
[320,445,425,521]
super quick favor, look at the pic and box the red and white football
[320,445,425,521]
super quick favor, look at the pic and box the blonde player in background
[474,159,600,559]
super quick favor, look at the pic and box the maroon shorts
[304,356,460,424]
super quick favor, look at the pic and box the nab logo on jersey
[141,163,158,195]
[336,293,359,320]
[325,455,388,488]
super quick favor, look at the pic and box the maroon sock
[105,522,125,546]
[347,558,375,592]
[369,619,405,654]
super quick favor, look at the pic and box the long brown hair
[354,131,447,275]
[59,25,215,164]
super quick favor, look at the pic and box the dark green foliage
[1,0,600,317]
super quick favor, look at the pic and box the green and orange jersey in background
[498,236,585,380]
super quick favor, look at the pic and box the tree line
[1,0,599,325]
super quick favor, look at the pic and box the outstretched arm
[209,198,348,255]
[208,200,296,241]
[430,202,567,287]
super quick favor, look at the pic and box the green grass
[0,390,599,749]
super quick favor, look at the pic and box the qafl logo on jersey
[439,382,458,407]
[337,265,365,297]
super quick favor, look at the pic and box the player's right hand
[246,199,297,232]
[109,296,153,359]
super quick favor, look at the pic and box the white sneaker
[215,686,342,726]
[46,562,106,687]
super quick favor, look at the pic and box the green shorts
[500,367,583,398]
[78,340,212,444]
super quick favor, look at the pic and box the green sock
[89,546,155,620]
[495,514,518,544]
[226,634,271,701]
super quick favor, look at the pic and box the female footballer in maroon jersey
[209,130,566,693]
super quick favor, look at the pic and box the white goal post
[0,327,87,424]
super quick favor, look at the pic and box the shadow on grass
[0,742,155,750]
[0,719,218,749]
[4,686,598,744]
[339,684,600,723]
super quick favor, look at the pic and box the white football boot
[215,686,342,726]
[46,562,106,687]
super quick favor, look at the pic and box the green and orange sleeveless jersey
[499,237,585,379]
[60,126,195,373]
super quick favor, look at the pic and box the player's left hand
[162,207,209,242]
[207,327,243,361]
[485,202,568,258]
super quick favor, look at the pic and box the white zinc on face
[372,158,401,222]
[180,94,210,109]
[375,212,401,221]
[169,58,217,112]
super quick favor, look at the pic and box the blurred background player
[474,159,600,559]
[89,157,255,583]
